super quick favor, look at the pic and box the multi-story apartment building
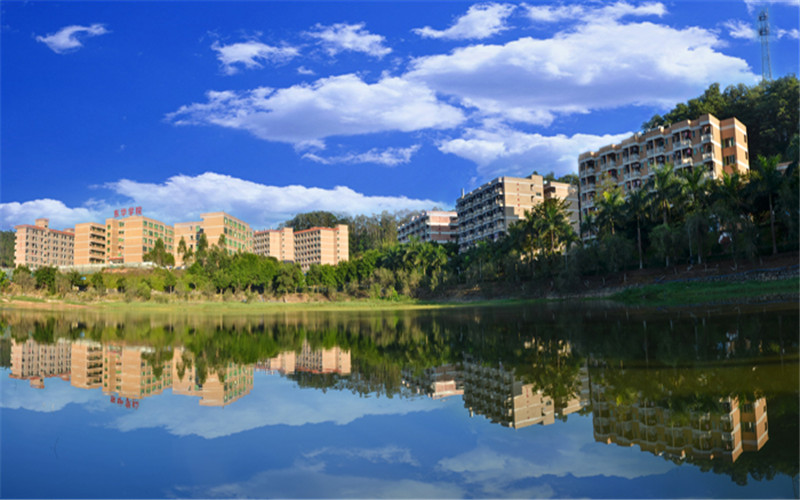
[294,224,349,271]
[74,222,107,266]
[106,215,175,264]
[578,114,749,220]
[254,227,295,262]
[174,212,253,265]
[14,218,75,269]
[172,349,253,407]
[456,175,577,253]
[398,210,458,244]
[102,344,173,400]
[591,381,768,463]
[295,341,351,375]
[70,340,104,389]
[401,364,463,400]
[9,338,72,389]
[461,354,589,429]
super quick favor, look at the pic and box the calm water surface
[1,302,798,499]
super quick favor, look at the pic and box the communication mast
[758,8,772,81]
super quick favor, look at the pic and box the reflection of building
[172,350,254,406]
[14,218,75,269]
[256,351,297,375]
[9,338,71,388]
[296,342,351,375]
[462,356,589,429]
[70,340,104,389]
[101,345,173,400]
[591,382,768,463]
[402,364,463,400]
[398,211,458,245]
[256,342,352,376]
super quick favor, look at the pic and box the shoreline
[2,276,797,313]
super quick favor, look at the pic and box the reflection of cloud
[180,463,465,499]
[110,374,441,439]
[305,445,420,466]
[1,375,105,412]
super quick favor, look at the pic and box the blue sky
[1,0,798,230]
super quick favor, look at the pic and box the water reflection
[1,303,797,495]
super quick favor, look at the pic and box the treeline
[642,76,799,162]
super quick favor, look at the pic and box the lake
[1,302,798,498]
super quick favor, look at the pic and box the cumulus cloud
[523,1,666,23]
[438,125,631,179]
[211,40,299,75]
[36,23,109,54]
[104,172,445,228]
[724,19,758,40]
[0,198,107,230]
[165,74,464,146]
[302,145,421,166]
[406,17,758,126]
[306,23,391,58]
[0,172,445,230]
[413,3,516,40]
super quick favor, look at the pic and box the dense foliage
[642,76,800,162]
[0,230,14,268]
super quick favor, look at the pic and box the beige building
[578,114,749,220]
[102,345,173,400]
[456,175,577,252]
[172,350,253,407]
[591,382,768,463]
[9,338,72,389]
[294,225,349,271]
[74,222,107,266]
[462,355,589,429]
[296,341,351,375]
[402,364,463,400]
[254,227,295,262]
[106,215,175,264]
[398,211,458,245]
[14,218,75,269]
[174,212,253,266]
[70,340,104,389]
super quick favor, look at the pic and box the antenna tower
[758,8,772,81]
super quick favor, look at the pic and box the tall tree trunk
[769,194,777,255]
[636,218,643,270]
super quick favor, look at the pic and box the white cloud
[302,145,421,166]
[413,3,516,40]
[523,1,665,23]
[105,172,446,228]
[438,125,631,179]
[0,172,446,231]
[406,18,758,126]
[36,23,109,54]
[211,40,299,75]
[776,27,800,39]
[745,0,800,15]
[0,198,107,231]
[297,66,316,75]
[304,445,420,466]
[306,23,391,58]
[724,19,758,39]
[166,74,464,146]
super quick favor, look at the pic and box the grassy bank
[609,277,799,306]
[2,276,797,313]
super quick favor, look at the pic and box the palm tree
[648,162,682,226]
[595,186,625,237]
[533,198,575,255]
[580,211,597,241]
[679,167,710,264]
[625,187,650,270]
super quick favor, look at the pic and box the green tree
[748,155,784,255]
[534,197,576,255]
[33,266,57,293]
[625,187,650,269]
[143,238,175,267]
[595,186,625,237]
[0,231,15,268]
[12,265,34,292]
